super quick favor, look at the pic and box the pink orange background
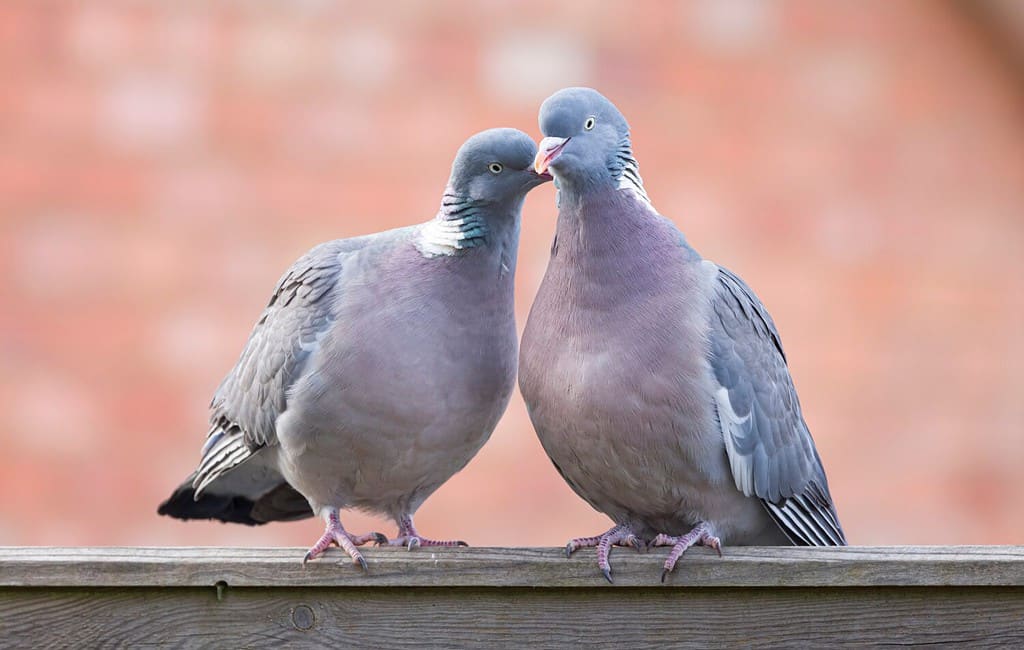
[2,1,1022,548]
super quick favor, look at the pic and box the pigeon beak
[534,136,570,174]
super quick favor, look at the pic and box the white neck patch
[617,154,652,205]
[416,213,489,258]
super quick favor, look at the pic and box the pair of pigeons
[159,87,845,582]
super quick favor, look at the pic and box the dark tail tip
[157,482,265,526]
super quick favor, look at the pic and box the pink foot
[565,524,643,583]
[303,510,387,569]
[652,521,722,582]
[388,514,467,550]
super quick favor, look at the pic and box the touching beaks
[534,136,570,174]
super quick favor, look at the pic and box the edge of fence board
[2,545,1023,588]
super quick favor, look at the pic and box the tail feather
[157,475,313,525]
[158,479,266,526]
[159,438,314,525]
[193,431,251,497]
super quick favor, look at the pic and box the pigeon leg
[652,521,722,582]
[303,509,388,569]
[388,514,468,549]
[565,524,643,583]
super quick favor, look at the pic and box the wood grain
[1,545,1023,588]
[1,586,1022,648]
[2,547,1023,647]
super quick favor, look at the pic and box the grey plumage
[160,128,550,565]
[520,87,844,581]
[711,266,845,546]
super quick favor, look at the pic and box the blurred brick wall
[1,1,1022,547]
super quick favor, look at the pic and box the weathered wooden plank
[1,546,1023,588]
[1,585,1022,648]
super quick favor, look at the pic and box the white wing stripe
[715,386,754,497]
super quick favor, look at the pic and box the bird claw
[391,515,465,549]
[565,524,640,582]
[651,532,675,548]
[372,533,389,546]
[356,554,368,572]
[303,515,381,568]
[653,521,722,579]
[388,534,466,549]
[708,537,723,557]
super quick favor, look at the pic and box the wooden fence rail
[2,546,1022,647]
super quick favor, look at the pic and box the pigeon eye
[488,163,503,174]
[584,116,596,131]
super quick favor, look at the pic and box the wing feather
[192,241,346,492]
[709,265,846,546]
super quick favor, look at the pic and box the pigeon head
[446,128,552,205]
[534,87,636,192]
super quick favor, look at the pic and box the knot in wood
[291,604,316,631]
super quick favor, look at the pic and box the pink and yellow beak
[534,136,570,174]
